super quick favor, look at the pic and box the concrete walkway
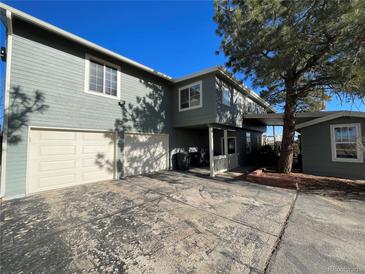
[268,193,365,273]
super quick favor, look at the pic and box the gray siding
[5,19,172,197]
[170,128,209,152]
[172,74,268,132]
[172,74,217,127]
[301,117,365,179]
[215,76,267,129]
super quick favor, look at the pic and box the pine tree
[214,0,365,173]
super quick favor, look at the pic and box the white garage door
[27,129,115,194]
[124,133,169,176]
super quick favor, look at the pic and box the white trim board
[0,10,13,197]
[173,67,218,83]
[29,126,115,133]
[296,111,365,129]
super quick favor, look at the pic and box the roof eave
[296,111,365,129]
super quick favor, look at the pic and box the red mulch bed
[237,169,365,200]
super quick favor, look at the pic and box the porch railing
[212,153,239,174]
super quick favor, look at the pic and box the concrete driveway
[1,171,364,273]
[1,171,295,273]
[268,193,365,274]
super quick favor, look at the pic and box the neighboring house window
[221,137,237,154]
[330,123,363,163]
[85,54,120,99]
[222,86,231,106]
[178,81,202,111]
[246,132,252,153]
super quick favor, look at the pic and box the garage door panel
[124,133,168,177]
[81,158,98,167]
[40,130,76,140]
[39,160,76,171]
[81,170,112,182]
[39,174,76,188]
[40,145,76,156]
[39,169,76,179]
[28,129,115,194]
[82,145,113,154]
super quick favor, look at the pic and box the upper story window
[85,54,121,99]
[246,98,254,113]
[222,86,231,106]
[330,123,363,163]
[179,81,202,111]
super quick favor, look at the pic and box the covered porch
[208,126,240,177]
[172,124,263,177]
[172,124,244,177]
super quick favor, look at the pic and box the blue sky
[1,1,364,134]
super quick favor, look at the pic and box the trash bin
[189,151,204,167]
[176,152,190,171]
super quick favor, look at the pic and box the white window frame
[220,136,237,155]
[84,54,121,100]
[330,123,363,163]
[178,81,203,112]
[222,85,231,106]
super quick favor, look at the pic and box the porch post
[208,127,215,177]
[273,125,276,151]
[224,130,228,156]
[224,129,228,170]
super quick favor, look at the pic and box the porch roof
[243,111,349,127]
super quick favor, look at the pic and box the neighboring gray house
[297,112,365,179]
[246,111,365,180]
[0,4,273,199]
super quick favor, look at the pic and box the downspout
[0,9,13,198]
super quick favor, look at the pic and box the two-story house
[0,4,274,199]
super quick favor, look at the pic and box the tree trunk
[278,85,297,173]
